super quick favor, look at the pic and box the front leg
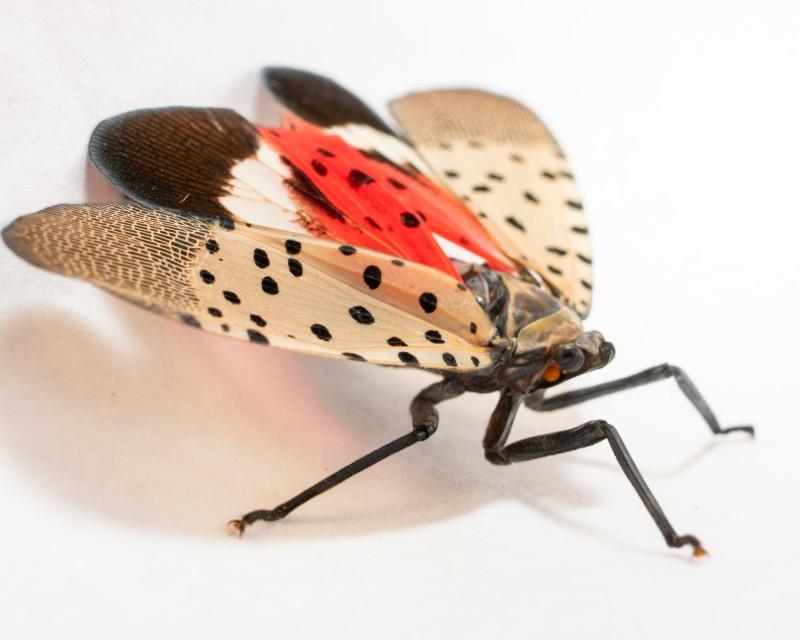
[526,363,753,436]
[484,389,707,556]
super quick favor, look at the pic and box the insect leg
[483,393,706,556]
[229,378,464,535]
[526,363,753,436]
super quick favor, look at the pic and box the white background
[1,1,798,638]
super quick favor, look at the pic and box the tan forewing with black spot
[2,203,496,371]
[390,89,594,317]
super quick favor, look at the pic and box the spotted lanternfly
[3,67,753,556]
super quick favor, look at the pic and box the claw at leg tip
[228,519,248,538]
[692,545,709,559]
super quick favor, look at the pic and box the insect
[3,67,753,555]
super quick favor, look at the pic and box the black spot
[339,245,357,256]
[391,259,404,266]
[462,195,471,202]
[342,352,366,362]
[541,170,556,180]
[442,353,457,367]
[566,200,584,210]
[561,171,574,179]
[398,352,419,365]
[311,159,327,176]
[221,324,230,333]
[400,212,420,228]
[219,217,235,231]
[205,239,219,253]
[317,148,335,158]
[180,314,201,328]
[524,191,539,203]
[387,336,407,347]
[250,314,267,327]
[425,330,444,344]
[444,170,459,178]
[199,269,215,284]
[261,277,279,295]
[478,211,488,218]
[223,290,241,304]
[285,239,301,254]
[547,265,563,276]
[288,258,303,277]
[506,216,525,232]
[349,306,374,324]
[364,216,381,230]
[546,246,567,256]
[487,172,504,181]
[247,329,269,344]
[581,279,593,290]
[571,226,589,234]
[253,248,269,268]
[469,322,477,334]
[387,177,406,190]
[577,253,593,265]
[310,324,332,341]
[419,292,438,313]
[363,265,382,289]
[348,169,375,188]
[207,307,222,317]
[473,184,491,193]
[471,356,480,367]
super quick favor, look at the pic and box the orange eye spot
[543,366,562,383]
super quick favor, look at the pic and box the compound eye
[553,344,585,372]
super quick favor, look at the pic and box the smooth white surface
[1,1,798,638]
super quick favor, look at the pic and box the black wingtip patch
[88,107,261,218]
[261,67,394,134]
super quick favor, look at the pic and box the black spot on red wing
[339,245,356,256]
[400,212,419,228]
[285,239,301,254]
[364,216,381,230]
[223,291,241,304]
[363,265,382,289]
[387,336,407,347]
[247,329,269,344]
[208,307,222,317]
[424,330,444,344]
[253,248,269,268]
[566,200,584,210]
[506,216,525,232]
[310,324,332,341]
[317,148,335,158]
[419,292,438,313]
[524,191,539,203]
[219,217,235,231]
[205,239,219,253]
[471,356,480,367]
[250,314,267,327]
[387,177,406,190]
[546,246,567,256]
[469,322,477,334]
[180,314,201,328]
[311,159,327,176]
[288,258,303,277]
[398,352,419,365]
[261,277,279,295]
[348,169,375,188]
[349,306,375,324]
[391,259,404,267]
[199,269,215,284]
[342,352,366,361]
[442,353,457,367]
